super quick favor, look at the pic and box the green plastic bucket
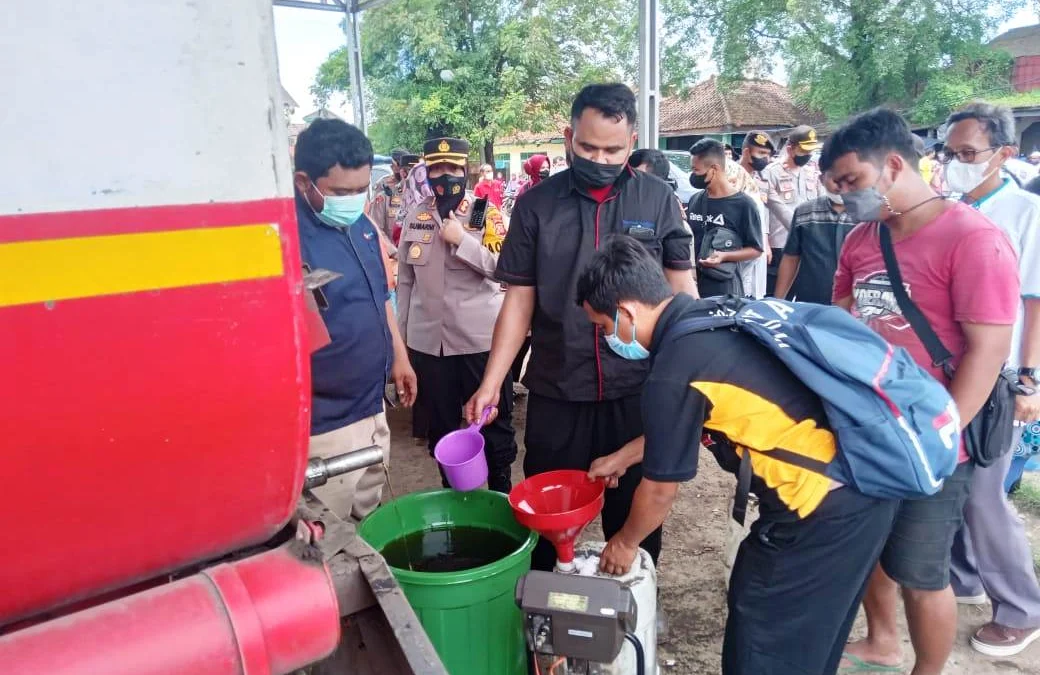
[359,489,537,675]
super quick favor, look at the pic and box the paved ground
[382,400,1040,674]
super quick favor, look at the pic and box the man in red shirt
[826,108,1019,675]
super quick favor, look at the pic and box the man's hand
[465,383,501,425]
[440,210,465,246]
[589,449,637,488]
[1016,390,1040,424]
[698,252,725,268]
[765,248,773,264]
[599,534,639,576]
[391,358,418,407]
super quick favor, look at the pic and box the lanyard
[970,178,1011,211]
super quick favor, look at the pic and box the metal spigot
[304,446,383,489]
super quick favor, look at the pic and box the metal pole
[342,5,367,133]
[637,0,660,149]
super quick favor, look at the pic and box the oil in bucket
[380,525,521,573]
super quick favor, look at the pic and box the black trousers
[511,336,532,383]
[410,349,517,493]
[765,247,783,296]
[523,393,660,572]
[722,489,899,675]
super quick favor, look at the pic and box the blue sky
[273,4,1040,124]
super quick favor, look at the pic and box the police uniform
[397,137,516,492]
[741,130,774,201]
[369,174,405,245]
[761,126,822,295]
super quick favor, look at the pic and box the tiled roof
[660,77,822,136]
[990,24,1040,60]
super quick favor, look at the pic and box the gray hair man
[944,101,1040,658]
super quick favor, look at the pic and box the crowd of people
[291,81,1040,674]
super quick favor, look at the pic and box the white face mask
[945,158,998,195]
[822,188,843,205]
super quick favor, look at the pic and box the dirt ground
[382,400,1040,674]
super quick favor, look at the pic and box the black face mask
[750,156,770,173]
[793,153,812,167]
[570,153,625,189]
[690,172,710,190]
[539,168,550,179]
[429,174,467,218]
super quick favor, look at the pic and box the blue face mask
[605,309,650,360]
[312,181,367,228]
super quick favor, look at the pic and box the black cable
[624,632,646,675]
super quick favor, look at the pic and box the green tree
[312,0,705,160]
[698,0,1024,121]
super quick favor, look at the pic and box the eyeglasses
[940,146,1001,164]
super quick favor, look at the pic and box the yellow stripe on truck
[0,224,284,307]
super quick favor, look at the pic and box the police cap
[423,137,470,167]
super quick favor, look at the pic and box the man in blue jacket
[294,119,417,520]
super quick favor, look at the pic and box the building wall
[496,142,566,178]
[661,134,733,152]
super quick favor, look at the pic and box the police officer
[760,125,822,295]
[369,148,410,242]
[739,130,774,200]
[397,137,517,492]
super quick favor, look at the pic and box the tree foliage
[312,0,704,158]
[699,0,1025,122]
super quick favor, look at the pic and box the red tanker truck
[0,2,445,673]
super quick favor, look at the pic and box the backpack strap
[878,226,954,370]
[732,448,754,526]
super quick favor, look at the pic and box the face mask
[793,153,812,167]
[823,188,843,205]
[945,158,998,195]
[690,172,710,190]
[750,156,770,173]
[570,153,625,189]
[539,168,550,179]
[311,181,366,227]
[605,309,650,360]
[429,174,467,217]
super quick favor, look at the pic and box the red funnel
[508,470,604,566]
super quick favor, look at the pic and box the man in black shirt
[465,83,696,571]
[774,181,856,304]
[577,237,898,675]
[687,139,764,297]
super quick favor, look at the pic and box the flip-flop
[837,653,903,674]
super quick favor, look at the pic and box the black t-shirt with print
[686,191,763,296]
